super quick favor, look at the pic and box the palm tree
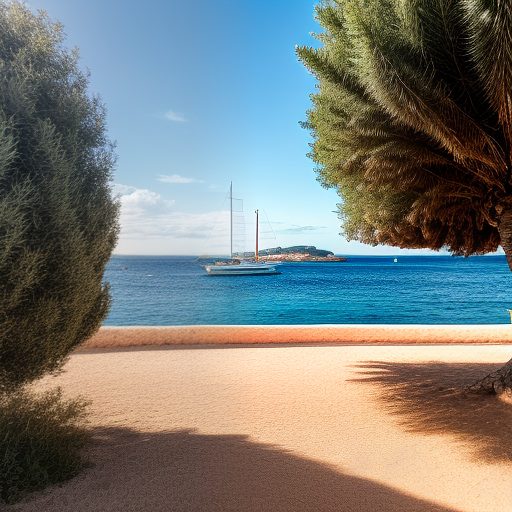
[297,0,512,395]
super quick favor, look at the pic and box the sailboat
[204,183,281,276]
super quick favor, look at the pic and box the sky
[28,0,441,256]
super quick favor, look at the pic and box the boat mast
[230,182,233,259]
[255,209,259,262]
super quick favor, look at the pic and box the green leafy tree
[0,2,118,390]
[298,0,512,394]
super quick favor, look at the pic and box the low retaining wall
[82,325,512,349]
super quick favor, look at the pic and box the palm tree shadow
[14,427,461,512]
[350,361,512,463]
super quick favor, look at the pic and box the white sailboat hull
[205,263,280,276]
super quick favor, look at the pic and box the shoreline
[83,324,512,349]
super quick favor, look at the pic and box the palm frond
[297,0,512,255]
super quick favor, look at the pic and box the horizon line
[110,253,504,257]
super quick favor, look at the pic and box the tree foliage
[0,2,118,389]
[297,0,512,262]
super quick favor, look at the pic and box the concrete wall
[82,325,512,349]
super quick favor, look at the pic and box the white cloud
[121,188,175,212]
[164,109,187,122]
[113,183,136,195]
[157,174,204,184]
[113,183,230,254]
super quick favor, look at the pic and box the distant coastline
[235,246,347,263]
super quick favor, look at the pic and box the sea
[103,255,512,325]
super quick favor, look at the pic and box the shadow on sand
[351,361,512,463]
[12,428,461,512]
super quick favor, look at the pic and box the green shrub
[0,387,89,504]
[0,1,119,391]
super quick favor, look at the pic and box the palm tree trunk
[499,205,512,271]
[465,358,512,395]
[466,206,512,395]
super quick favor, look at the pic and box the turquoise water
[104,255,512,325]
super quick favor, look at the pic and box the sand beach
[10,326,512,512]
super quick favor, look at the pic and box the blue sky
[30,0,438,255]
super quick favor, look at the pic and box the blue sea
[104,255,512,325]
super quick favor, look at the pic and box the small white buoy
[393,258,398,263]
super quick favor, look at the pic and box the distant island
[235,246,347,262]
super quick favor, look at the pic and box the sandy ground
[10,343,512,512]
[86,324,512,348]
